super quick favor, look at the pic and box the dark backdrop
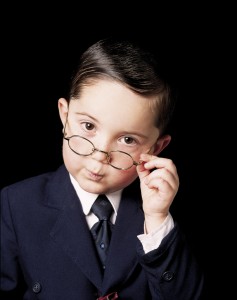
[1,5,234,298]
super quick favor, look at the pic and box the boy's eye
[83,122,95,131]
[122,136,136,145]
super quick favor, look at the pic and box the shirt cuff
[137,212,174,254]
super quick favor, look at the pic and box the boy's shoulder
[1,164,67,195]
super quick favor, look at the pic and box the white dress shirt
[69,174,174,254]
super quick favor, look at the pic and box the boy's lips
[86,169,104,181]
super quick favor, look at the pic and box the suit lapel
[44,166,103,288]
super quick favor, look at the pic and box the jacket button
[32,282,41,293]
[162,271,174,281]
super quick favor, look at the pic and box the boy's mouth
[86,169,103,181]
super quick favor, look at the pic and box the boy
[1,37,204,299]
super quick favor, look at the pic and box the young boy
[1,38,204,299]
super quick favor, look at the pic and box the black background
[1,4,234,298]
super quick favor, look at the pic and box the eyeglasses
[63,120,145,170]
[63,134,144,170]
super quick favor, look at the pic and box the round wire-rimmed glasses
[63,119,148,170]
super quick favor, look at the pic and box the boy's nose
[91,148,109,163]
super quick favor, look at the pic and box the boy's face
[58,80,169,194]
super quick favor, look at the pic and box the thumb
[136,163,150,182]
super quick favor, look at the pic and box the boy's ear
[58,98,68,125]
[152,134,171,156]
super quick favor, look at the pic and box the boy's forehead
[69,80,159,133]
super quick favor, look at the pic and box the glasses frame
[62,115,152,170]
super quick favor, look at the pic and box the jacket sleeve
[136,222,205,300]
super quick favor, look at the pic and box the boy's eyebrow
[121,131,148,139]
[75,112,97,121]
[74,112,149,139]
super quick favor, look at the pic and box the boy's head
[58,38,175,194]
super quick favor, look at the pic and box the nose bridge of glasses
[91,147,110,162]
[93,148,110,158]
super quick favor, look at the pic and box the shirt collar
[69,174,122,216]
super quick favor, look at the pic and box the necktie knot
[91,194,113,221]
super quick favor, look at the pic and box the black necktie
[90,194,114,270]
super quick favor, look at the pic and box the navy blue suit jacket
[1,165,204,299]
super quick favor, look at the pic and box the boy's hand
[136,153,179,233]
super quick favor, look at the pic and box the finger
[136,163,150,181]
[146,168,179,191]
[141,154,177,174]
[145,176,172,192]
[146,176,179,196]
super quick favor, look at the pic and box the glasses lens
[109,151,134,170]
[69,136,94,155]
